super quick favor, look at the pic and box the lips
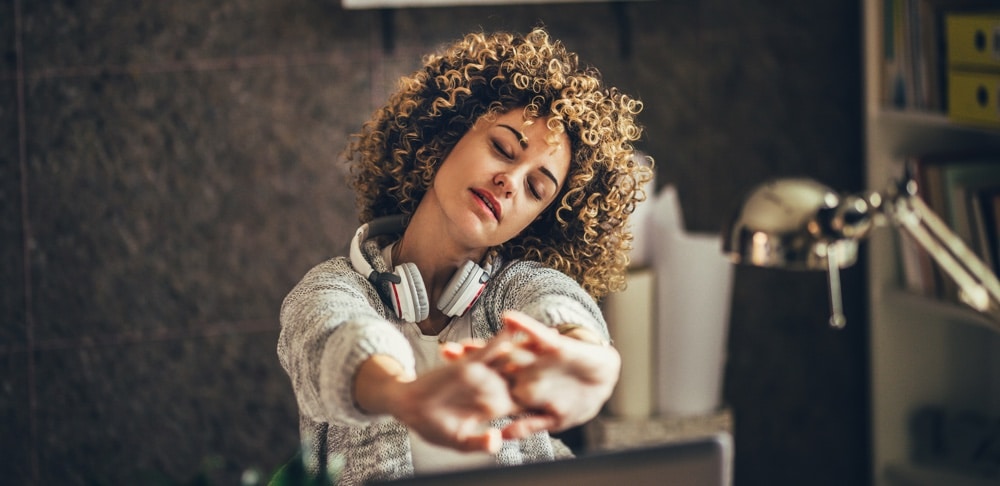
[472,189,501,221]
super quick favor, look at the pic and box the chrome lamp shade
[722,178,865,271]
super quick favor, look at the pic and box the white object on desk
[651,185,734,417]
[604,267,655,419]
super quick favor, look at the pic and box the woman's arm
[277,257,415,425]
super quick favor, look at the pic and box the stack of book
[946,10,1000,128]
[897,152,1000,301]
[880,1,997,114]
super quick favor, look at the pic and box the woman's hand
[491,310,622,440]
[354,345,522,453]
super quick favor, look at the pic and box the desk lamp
[722,177,1000,330]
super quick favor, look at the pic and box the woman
[278,27,652,485]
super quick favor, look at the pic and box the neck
[395,214,485,300]
[418,311,452,336]
[390,213,485,334]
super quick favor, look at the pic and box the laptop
[379,433,733,486]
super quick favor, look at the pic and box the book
[967,185,1000,272]
[895,156,939,295]
[945,11,1000,70]
[992,193,1000,269]
[947,70,1000,128]
[954,181,1000,273]
[943,165,1000,245]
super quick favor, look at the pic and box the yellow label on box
[948,70,1000,127]
[946,12,1000,70]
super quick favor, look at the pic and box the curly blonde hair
[347,28,652,299]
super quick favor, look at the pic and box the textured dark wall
[0,0,868,484]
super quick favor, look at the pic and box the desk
[585,408,733,452]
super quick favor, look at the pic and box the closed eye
[528,179,542,200]
[492,140,513,160]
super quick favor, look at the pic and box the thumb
[455,428,503,453]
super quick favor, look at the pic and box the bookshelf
[863,1,1000,485]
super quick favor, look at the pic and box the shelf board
[870,110,1000,156]
[884,462,999,486]
[875,108,1000,133]
[879,109,1000,134]
[875,109,952,127]
[882,287,1000,334]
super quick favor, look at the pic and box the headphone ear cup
[437,260,489,317]
[394,263,429,322]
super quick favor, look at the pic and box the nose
[493,172,518,198]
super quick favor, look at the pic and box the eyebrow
[498,124,561,190]
[499,124,528,148]
[539,167,560,191]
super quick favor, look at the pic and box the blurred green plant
[265,451,342,486]
[129,450,342,486]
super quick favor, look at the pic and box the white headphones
[349,215,490,322]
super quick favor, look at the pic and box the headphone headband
[349,215,407,284]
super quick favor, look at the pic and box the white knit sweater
[277,238,609,485]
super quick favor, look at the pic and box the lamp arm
[885,190,1000,323]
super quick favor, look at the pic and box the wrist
[354,355,415,416]
[554,323,609,347]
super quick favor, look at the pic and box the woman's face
[426,109,571,249]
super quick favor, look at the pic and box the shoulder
[300,256,363,284]
[490,259,580,289]
[283,256,375,308]
[481,259,592,308]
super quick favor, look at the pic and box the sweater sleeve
[483,260,610,342]
[277,257,415,426]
